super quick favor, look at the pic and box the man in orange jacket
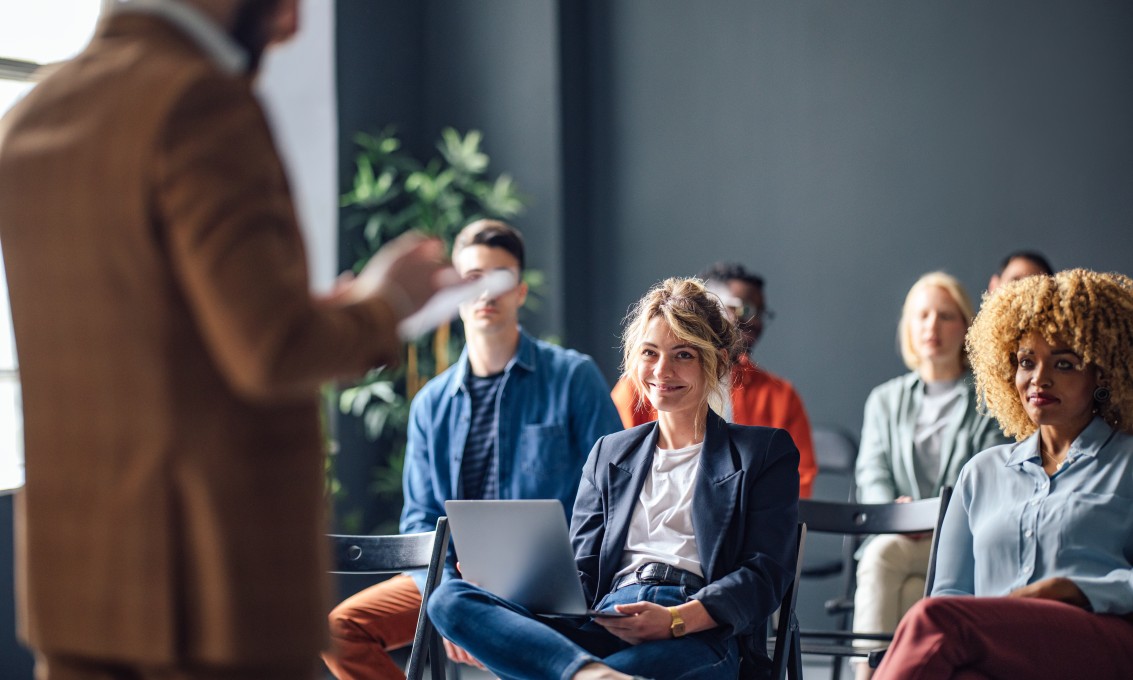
[611,262,818,497]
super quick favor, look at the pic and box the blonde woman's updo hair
[898,271,976,371]
[966,268,1133,440]
[621,277,742,418]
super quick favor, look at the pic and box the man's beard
[230,0,283,73]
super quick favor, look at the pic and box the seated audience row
[328,217,1121,680]
[324,222,820,679]
[875,268,1133,679]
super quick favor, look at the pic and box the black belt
[612,562,706,592]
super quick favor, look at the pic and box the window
[0,0,105,491]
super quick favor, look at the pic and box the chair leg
[788,624,803,680]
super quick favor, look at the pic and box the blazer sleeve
[692,429,800,637]
[855,386,899,503]
[156,71,400,401]
[570,436,608,605]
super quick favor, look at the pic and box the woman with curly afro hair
[875,269,1133,680]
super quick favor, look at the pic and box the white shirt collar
[116,0,249,75]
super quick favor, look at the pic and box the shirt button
[1023,566,1032,573]
[1030,499,1040,506]
[1025,529,1034,537]
[1041,482,1049,490]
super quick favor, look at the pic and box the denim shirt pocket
[518,423,572,497]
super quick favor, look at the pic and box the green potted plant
[334,127,529,533]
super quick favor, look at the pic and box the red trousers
[323,574,423,680]
[874,596,1133,680]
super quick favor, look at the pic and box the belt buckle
[635,563,663,585]
[636,563,674,585]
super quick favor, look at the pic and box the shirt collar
[448,327,536,396]
[1005,416,1116,467]
[116,0,249,75]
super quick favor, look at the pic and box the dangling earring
[1094,386,1111,403]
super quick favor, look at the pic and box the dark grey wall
[570,0,1133,435]
[422,0,564,335]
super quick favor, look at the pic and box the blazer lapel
[599,424,658,591]
[692,411,742,581]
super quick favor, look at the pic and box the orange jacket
[611,355,817,497]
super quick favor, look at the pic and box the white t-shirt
[615,442,704,579]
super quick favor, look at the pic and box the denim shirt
[933,417,1133,615]
[401,328,622,588]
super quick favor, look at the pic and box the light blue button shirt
[932,417,1133,614]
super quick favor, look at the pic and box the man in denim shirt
[324,220,622,679]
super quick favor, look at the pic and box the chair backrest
[329,518,452,680]
[769,523,806,680]
[798,495,942,537]
[330,528,440,573]
[810,425,858,502]
[922,486,953,596]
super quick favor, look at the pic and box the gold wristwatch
[668,606,687,638]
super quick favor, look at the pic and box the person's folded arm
[1066,569,1133,614]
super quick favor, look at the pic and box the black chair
[798,428,859,627]
[329,517,453,680]
[767,523,807,680]
[808,425,859,504]
[790,488,953,675]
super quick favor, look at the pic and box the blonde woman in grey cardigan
[850,272,1007,680]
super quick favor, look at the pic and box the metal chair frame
[329,517,452,680]
[790,489,953,674]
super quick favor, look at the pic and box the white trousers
[851,534,933,644]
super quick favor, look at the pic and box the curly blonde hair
[966,268,1133,439]
[622,277,742,422]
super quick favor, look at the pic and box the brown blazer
[0,13,400,667]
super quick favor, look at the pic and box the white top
[615,442,704,579]
[912,378,965,499]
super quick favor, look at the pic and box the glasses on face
[729,304,775,324]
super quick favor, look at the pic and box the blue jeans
[427,580,739,680]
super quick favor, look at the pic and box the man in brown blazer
[0,1,453,678]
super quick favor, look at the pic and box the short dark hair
[698,261,764,289]
[998,250,1053,277]
[453,219,525,272]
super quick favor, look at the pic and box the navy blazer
[570,410,799,667]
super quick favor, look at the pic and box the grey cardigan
[855,371,1008,503]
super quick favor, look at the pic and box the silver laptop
[444,499,623,617]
